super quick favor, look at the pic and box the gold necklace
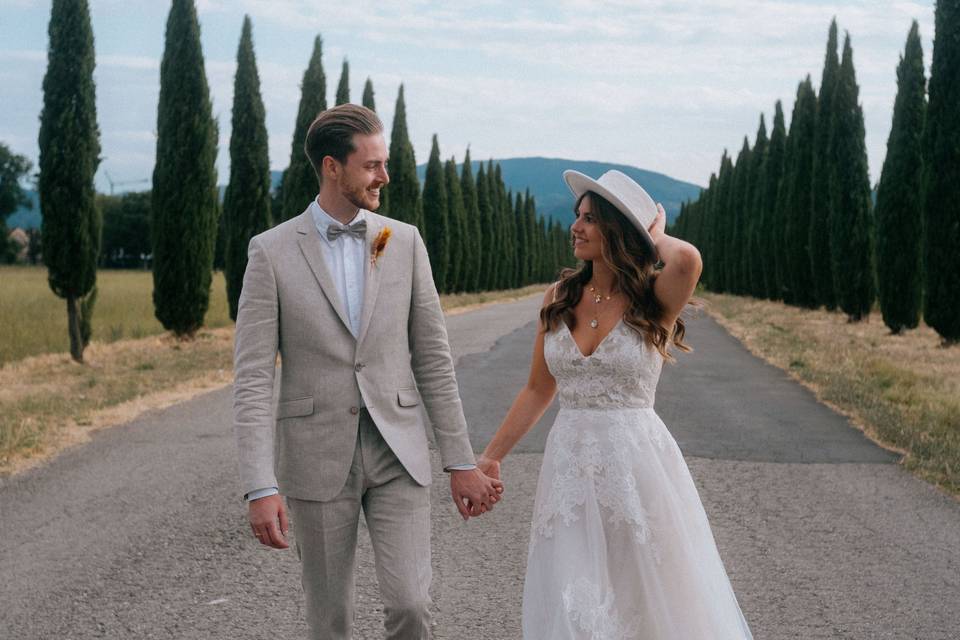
[588,284,613,329]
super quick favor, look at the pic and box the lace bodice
[544,319,663,409]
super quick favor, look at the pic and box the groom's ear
[321,155,341,182]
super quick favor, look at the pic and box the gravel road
[1,295,957,639]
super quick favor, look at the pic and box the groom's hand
[450,468,504,521]
[248,494,290,549]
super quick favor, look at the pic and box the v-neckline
[564,317,623,359]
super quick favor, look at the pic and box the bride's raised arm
[649,203,703,328]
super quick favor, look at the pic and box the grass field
[0,271,547,475]
[701,291,960,496]
[0,265,231,365]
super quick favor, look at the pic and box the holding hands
[450,465,504,521]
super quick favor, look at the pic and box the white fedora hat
[562,169,659,255]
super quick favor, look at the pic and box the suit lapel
[295,212,354,336]
[356,213,384,346]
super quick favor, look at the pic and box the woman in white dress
[477,170,753,639]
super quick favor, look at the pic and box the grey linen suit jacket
[233,208,476,501]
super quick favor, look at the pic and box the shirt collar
[310,197,365,237]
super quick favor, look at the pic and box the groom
[233,104,502,639]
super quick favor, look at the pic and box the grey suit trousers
[287,409,432,639]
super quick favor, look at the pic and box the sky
[0,0,937,194]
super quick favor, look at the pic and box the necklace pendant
[590,318,599,329]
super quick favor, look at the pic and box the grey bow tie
[326,220,367,241]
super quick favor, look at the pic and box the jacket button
[350,406,359,415]
[355,363,364,372]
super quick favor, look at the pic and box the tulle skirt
[522,407,753,639]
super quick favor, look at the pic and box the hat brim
[562,170,658,257]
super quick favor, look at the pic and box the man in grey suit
[233,104,503,639]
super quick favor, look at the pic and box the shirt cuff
[445,464,478,472]
[245,487,279,502]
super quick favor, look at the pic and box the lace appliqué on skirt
[532,413,658,553]
[562,577,641,640]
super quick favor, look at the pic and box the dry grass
[0,280,544,476]
[700,291,960,495]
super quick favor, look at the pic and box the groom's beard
[342,179,383,212]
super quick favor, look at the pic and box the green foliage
[728,138,752,294]
[280,36,326,221]
[362,77,375,111]
[422,135,449,292]
[223,16,272,321]
[829,34,875,321]
[444,156,467,292]
[37,0,101,362]
[460,148,482,292]
[762,101,788,299]
[476,162,495,289]
[810,19,840,309]
[99,191,151,268]
[0,143,33,263]
[745,115,768,296]
[335,59,350,105]
[922,1,960,342]
[781,77,818,307]
[0,143,32,220]
[876,21,925,334]
[151,0,220,337]
[382,85,420,226]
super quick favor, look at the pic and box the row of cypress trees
[671,9,959,344]
[421,140,573,294]
[35,0,572,355]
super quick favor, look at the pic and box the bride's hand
[647,203,666,241]
[477,454,501,481]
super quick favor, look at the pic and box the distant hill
[9,160,700,231]
[416,157,702,226]
[6,191,41,230]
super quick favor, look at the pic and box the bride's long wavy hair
[539,191,692,361]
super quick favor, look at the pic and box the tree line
[25,0,573,362]
[670,7,959,345]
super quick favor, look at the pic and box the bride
[477,170,753,639]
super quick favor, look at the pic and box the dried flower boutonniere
[370,226,392,267]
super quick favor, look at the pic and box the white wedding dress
[522,319,753,639]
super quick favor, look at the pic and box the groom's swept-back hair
[305,104,383,183]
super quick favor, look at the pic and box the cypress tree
[762,101,788,299]
[152,0,219,338]
[746,114,768,296]
[922,1,960,343]
[875,21,925,334]
[335,59,349,105]
[37,0,100,362]
[382,85,420,225]
[422,135,449,291]
[782,77,818,307]
[496,165,516,289]
[280,36,325,221]
[362,77,375,111]
[460,149,482,292]
[829,34,875,321]
[707,152,733,291]
[523,191,538,284]
[514,192,526,286]
[810,19,841,308]
[223,16,271,321]
[728,138,752,294]
[445,156,466,292]
[476,162,494,290]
